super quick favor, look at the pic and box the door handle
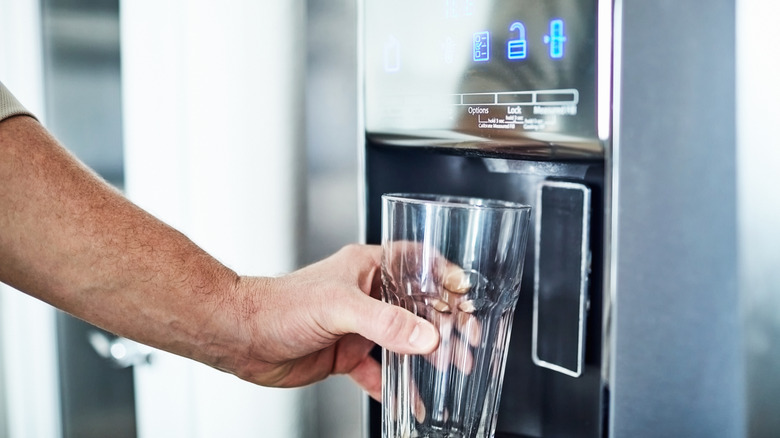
[88,330,154,368]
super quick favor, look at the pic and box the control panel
[364,0,600,157]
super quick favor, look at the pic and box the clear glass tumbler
[381,193,531,438]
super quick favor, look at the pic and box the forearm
[0,114,440,394]
[0,115,243,369]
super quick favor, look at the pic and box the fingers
[442,262,471,293]
[308,243,440,355]
[343,294,440,355]
[348,354,382,401]
[345,244,382,294]
[410,379,426,424]
[457,312,482,348]
[425,311,475,375]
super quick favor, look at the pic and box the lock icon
[507,22,527,60]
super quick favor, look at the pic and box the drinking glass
[381,193,531,438]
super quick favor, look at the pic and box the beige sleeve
[0,81,37,122]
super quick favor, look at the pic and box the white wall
[120,1,309,437]
[0,1,62,437]
[737,1,780,437]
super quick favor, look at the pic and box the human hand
[380,241,486,423]
[381,241,483,375]
[215,244,440,400]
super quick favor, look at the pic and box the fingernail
[409,322,438,351]
[431,298,452,314]
[444,269,471,294]
[414,396,427,424]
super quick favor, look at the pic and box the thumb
[343,294,440,355]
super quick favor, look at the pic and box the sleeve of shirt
[0,81,37,122]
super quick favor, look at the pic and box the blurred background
[0,0,363,437]
[1,0,779,438]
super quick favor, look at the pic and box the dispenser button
[532,181,591,377]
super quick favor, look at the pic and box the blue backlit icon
[473,31,490,62]
[384,35,401,72]
[445,0,457,18]
[543,19,567,59]
[507,22,528,60]
[445,0,475,18]
[463,0,475,16]
[443,36,455,64]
